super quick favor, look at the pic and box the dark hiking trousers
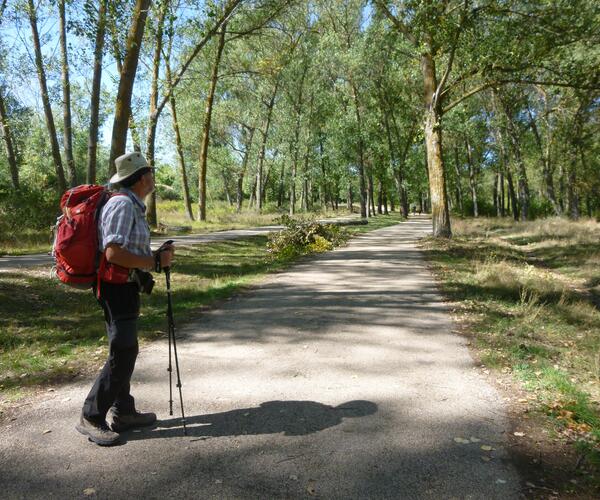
[83,282,140,423]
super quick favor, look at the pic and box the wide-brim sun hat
[109,152,151,184]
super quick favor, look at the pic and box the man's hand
[158,244,175,269]
[154,240,175,271]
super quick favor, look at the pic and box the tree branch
[434,0,469,108]
[495,78,600,91]
[443,75,600,115]
[442,82,495,113]
[373,0,417,46]
[153,0,243,120]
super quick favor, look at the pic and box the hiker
[76,152,175,446]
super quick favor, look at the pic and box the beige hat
[110,152,150,184]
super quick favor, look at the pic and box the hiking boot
[75,416,120,446]
[107,408,157,432]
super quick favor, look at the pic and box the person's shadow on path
[123,400,377,442]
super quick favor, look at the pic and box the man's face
[141,169,155,196]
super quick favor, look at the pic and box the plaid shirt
[99,188,152,263]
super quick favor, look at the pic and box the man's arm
[105,244,174,270]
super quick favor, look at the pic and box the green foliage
[267,215,349,260]
[0,183,58,233]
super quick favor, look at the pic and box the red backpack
[52,185,129,289]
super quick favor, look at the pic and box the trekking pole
[164,265,187,435]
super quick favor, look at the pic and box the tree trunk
[465,138,478,217]
[567,154,579,220]
[500,172,506,216]
[382,101,409,217]
[164,68,194,221]
[347,184,353,213]
[0,90,19,189]
[492,106,510,218]
[318,134,331,210]
[493,171,498,216]
[370,173,376,216]
[383,188,389,215]
[262,152,275,205]
[377,178,383,214]
[452,146,464,214]
[58,0,76,186]
[198,23,227,221]
[506,170,519,221]
[222,170,232,206]
[108,15,142,155]
[27,0,66,193]
[301,136,312,212]
[493,171,500,217]
[169,96,194,221]
[421,52,451,237]
[86,0,107,184]
[277,162,285,208]
[350,82,367,218]
[514,144,530,221]
[528,107,560,215]
[256,79,279,213]
[236,127,255,212]
[108,0,151,176]
[248,176,257,208]
[289,65,308,216]
[289,156,297,215]
[236,174,244,211]
[499,97,530,220]
[299,180,304,211]
[145,0,169,226]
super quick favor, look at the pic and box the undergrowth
[421,216,600,488]
[267,215,350,260]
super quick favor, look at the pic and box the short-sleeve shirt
[99,188,152,260]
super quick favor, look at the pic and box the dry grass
[422,216,600,482]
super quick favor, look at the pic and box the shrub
[267,215,349,260]
[0,183,58,232]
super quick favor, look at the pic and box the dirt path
[0,217,522,498]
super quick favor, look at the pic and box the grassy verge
[420,216,600,492]
[0,212,403,407]
[0,228,54,256]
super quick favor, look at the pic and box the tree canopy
[0,0,598,235]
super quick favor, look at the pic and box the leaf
[481,445,493,451]
[469,436,481,443]
[481,456,491,462]
[514,431,525,437]
[43,429,52,434]
[83,488,96,497]
[454,437,470,444]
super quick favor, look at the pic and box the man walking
[76,152,174,446]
